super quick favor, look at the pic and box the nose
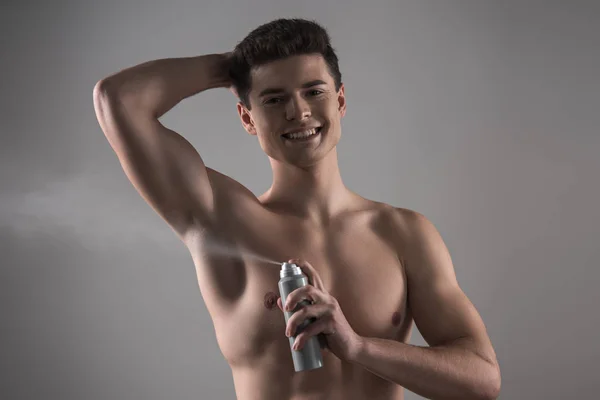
[285,95,311,121]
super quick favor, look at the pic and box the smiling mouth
[282,127,322,141]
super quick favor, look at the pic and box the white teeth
[285,128,318,140]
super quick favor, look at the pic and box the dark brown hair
[229,18,342,109]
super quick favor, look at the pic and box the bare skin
[93,52,500,399]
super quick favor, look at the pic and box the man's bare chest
[187,206,412,364]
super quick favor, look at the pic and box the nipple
[264,291,279,310]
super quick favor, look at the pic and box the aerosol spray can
[278,262,324,372]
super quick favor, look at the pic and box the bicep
[95,94,214,237]
[403,212,496,361]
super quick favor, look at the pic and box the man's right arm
[93,54,232,240]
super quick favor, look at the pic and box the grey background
[1,1,599,399]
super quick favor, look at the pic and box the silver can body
[278,262,324,372]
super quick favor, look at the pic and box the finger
[286,303,331,337]
[277,297,283,311]
[288,259,325,290]
[293,317,334,351]
[285,285,327,312]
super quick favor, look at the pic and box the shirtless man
[93,19,501,400]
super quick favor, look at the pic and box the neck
[260,148,355,225]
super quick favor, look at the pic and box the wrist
[203,53,232,89]
[347,334,367,363]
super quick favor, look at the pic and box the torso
[184,170,413,400]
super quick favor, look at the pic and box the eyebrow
[258,80,328,97]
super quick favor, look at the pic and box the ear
[337,83,347,118]
[237,102,257,136]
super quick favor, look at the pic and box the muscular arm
[93,54,232,239]
[349,211,501,400]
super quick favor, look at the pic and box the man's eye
[265,98,282,104]
[308,90,324,96]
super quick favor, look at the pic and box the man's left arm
[350,211,501,400]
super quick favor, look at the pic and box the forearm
[351,336,500,400]
[95,53,231,117]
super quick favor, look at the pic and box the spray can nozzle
[280,262,302,278]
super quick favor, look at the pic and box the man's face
[237,54,346,167]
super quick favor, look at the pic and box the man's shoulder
[205,167,257,199]
[392,206,430,230]
[363,200,424,229]
[361,200,434,246]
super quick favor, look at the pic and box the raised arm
[92,53,232,239]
